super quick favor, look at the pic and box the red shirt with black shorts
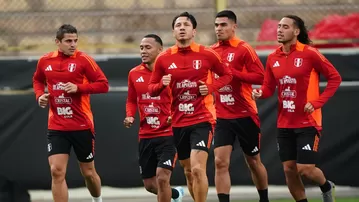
[260,42,341,164]
[148,42,232,160]
[126,64,176,178]
[33,50,109,162]
[211,37,265,156]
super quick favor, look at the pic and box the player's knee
[283,163,298,176]
[81,167,97,180]
[50,165,66,180]
[156,173,170,188]
[297,164,315,177]
[214,156,229,171]
[183,168,192,180]
[245,155,261,170]
[191,165,205,179]
[180,162,192,180]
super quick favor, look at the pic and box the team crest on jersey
[227,53,235,62]
[193,60,202,70]
[294,58,303,67]
[68,63,76,72]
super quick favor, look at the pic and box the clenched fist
[64,82,78,93]
[198,80,209,96]
[304,102,315,114]
[166,116,172,124]
[162,74,171,86]
[38,93,50,108]
[124,117,135,128]
[251,89,262,100]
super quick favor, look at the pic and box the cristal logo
[144,103,160,114]
[281,87,297,98]
[178,90,197,101]
[55,93,72,104]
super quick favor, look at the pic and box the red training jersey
[126,64,172,139]
[32,50,109,132]
[148,42,233,127]
[211,37,264,120]
[260,42,342,130]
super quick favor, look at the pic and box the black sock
[218,193,230,202]
[297,199,308,202]
[258,189,269,202]
[320,180,332,193]
[171,188,179,199]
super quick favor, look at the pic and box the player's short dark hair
[284,15,312,45]
[56,24,77,42]
[216,10,237,23]
[144,34,163,46]
[171,12,197,29]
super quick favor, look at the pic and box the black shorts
[277,127,321,164]
[138,136,177,179]
[214,116,261,156]
[173,121,213,160]
[47,130,95,163]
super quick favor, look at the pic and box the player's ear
[192,29,196,37]
[233,23,237,30]
[55,38,61,45]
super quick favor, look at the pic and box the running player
[252,15,341,202]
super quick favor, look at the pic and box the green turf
[231,198,359,202]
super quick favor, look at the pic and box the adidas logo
[45,65,52,71]
[196,140,206,147]
[251,146,259,153]
[86,153,94,160]
[136,76,144,82]
[273,61,280,67]
[163,160,172,166]
[302,144,312,151]
[168,63,177,69]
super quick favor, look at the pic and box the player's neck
[176,39,193,48]
[58,49,71,57]
[226,34,235,41]
[282,39,297,54]
[145,63,153,71]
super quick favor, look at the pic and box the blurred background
[0,0,358,56]
[0,0,359,202]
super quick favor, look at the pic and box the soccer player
[148,12,233,202]
[124,34,184,202]
[32,24,108,202]
[252,15,341,202]
[211,10,269,202]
